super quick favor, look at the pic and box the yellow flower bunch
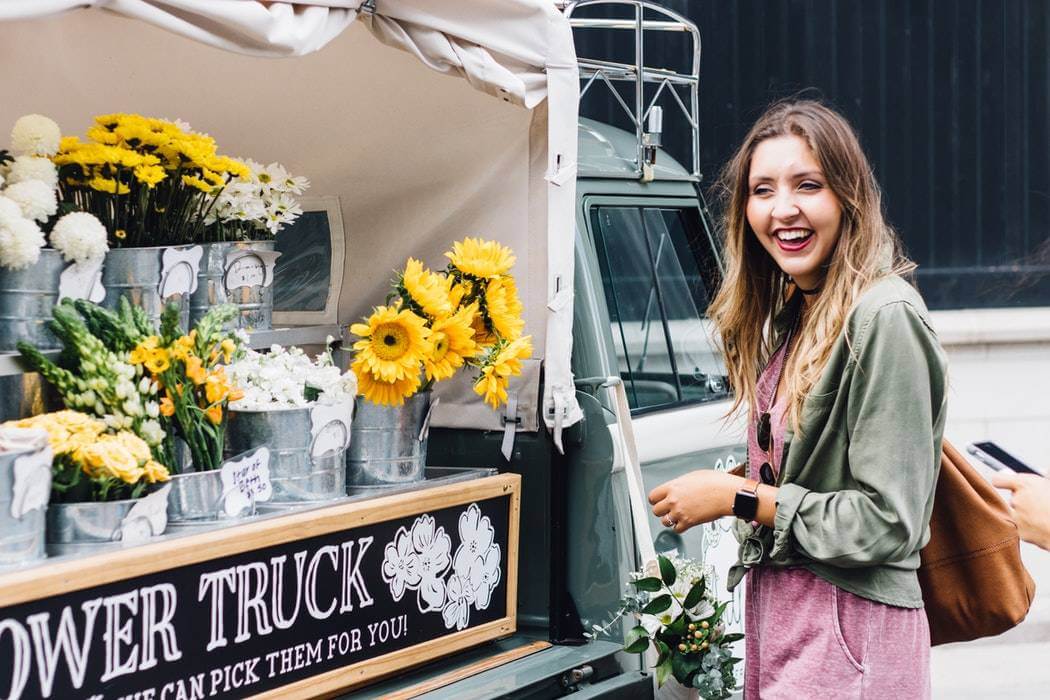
[4,410,169,501]
[351,237,529,409]
[53,113,250,247]
[128,304,244,471]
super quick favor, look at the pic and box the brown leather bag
[918,439,1037,645]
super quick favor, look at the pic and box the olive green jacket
[728,275,948,608]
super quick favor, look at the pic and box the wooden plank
[0,473,520,607]
[378,640,552,700]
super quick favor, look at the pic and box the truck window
[591,205,729,412]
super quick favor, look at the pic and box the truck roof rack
[560,0,701,182]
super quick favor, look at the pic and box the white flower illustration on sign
[382,527,421,601]
[380,503,503,630]
[412,515,452,612]
[442,573,475,631]
[381,513,452,612]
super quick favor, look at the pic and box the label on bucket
[120,483,171,544]
[11,448,52,519]
[159,245,203,298]
[58,259,105,302]
[220,446,273,517]
[310,401,353,458]
[225,249,281,291]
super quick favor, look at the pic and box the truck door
[572,194,747,683]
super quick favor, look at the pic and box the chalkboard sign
[0,476,519,700]
[274,209,333,313]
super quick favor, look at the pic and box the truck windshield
[591,204,730,412]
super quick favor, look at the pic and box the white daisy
[50,211,109,263]
[3,180,57,222]
[0,195,24,228]
[6,156,58,189]
[0,217,46,270]
[10,114,61,156]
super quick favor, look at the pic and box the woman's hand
[648,470,743,533]
[990,471,1050,551]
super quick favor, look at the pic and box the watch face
[733,490,759,520]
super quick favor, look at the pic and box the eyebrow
[748,170,825,184]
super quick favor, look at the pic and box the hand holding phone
[966,441,1043,476]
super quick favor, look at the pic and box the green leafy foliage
[684,578,707,610]
[658,554,676,586]
[631,576,663,592]
[641,594,673,615]
[624,625,649,654]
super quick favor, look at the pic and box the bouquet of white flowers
[589,554,742,699]
[0,114,108,270]
[206,159,308,240]
[226,342,356,409]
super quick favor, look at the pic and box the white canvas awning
[0,0,583,442]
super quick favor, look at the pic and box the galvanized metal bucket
[0,248,65,352]
[226,401,351,503]
[347,391,433,487]
[47,485,170,554]
[166,470,238,522]
[189,241,280,330]
[0,428,51,568]
[102,245,202,328]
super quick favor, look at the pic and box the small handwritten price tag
[58,259,105,303]
[159,245,203,298]
[220,447,273,517]
[224,249,281,291]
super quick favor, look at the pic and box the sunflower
[400,258,453,319]
[473,336,533,410]
[484,276,525,340]
[445,237,516,279]
[354,356,422,406]
[425,303,479,382]
[350,304,432,383]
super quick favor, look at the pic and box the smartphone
[967,441,1043,476]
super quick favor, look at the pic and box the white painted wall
[931,307,1050,472]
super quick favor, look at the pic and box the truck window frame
[583,194,727,417]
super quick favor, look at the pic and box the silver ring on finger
[663,516,676,528]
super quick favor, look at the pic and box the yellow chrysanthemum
[401,258,453,319]
[354,357,422,407]
[133,164,166,188]
[445,237,516,279]
[88,176,130,195]
[181,174,216,194]
[484,276,525,340]
[473,336,533,410]
[350,305,432,383]
[425,303,479,382]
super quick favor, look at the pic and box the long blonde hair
[707,99,915,430]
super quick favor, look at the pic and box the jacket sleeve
[770,300,946,567]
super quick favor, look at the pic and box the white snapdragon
[50,211,109,263]
[6,156,58,189]
[227,345,357,409]
[10,114,61,157]
[140,419,165,446]
[4,179,57,223]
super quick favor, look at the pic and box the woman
[648,100,948,698]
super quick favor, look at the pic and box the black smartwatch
[732,478,760,521]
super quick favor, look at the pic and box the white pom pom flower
[50,211,109,264]
[0,195,23,228]
[6,156,58,189]
[0,217,46,270]
[10,114,61,157]
[3,180,57,223]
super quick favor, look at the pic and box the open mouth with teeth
[774,228,815,252]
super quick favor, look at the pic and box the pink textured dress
[743,340,931,699]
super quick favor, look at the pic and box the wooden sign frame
[0,473,521,699]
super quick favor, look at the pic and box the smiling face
[745,135,843,291]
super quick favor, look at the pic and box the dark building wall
[573,0,1050,309]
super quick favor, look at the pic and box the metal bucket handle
[418,397,439,443]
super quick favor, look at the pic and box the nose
[770,191,801,221]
